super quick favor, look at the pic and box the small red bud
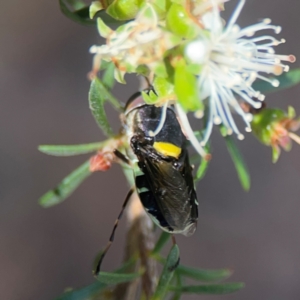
[90,152,113,172]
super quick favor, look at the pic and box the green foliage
[142,89,159,104]
[176,265,232,282]
[151,244,180,300]
[96,9,127,25]
[59,0,95,25]
[224,136,251,191]
[96,271,142,285]
[64,0,86,10]
[166,3,198,38]
[142,77,177,105]
[38,142,106,156]
[96,17,112,37]
[90,1,104,19]
[168,282,245,294]
[106,0,145,20]
[55,257,138,300]
[151,232,171,254]
[59,0,126,25]
[174,58,203,112]
[251,108,286,146]
[194,141,210,183]
[150,232,243,299]
[54,231,244,300]
[151,0,170,18]
[153,77,176,101]
[251,107,300,163]
[55,281,106,300]
[88,77,121,137]
[91,76,122,110]
[194,157,210,182]
[39,160,91,207]
[102,62,116,89]
[252,68,300,94]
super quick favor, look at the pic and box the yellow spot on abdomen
[153,142,181,158]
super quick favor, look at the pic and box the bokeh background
[1,1,300,299]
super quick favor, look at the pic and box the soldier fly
[94,91,198,275]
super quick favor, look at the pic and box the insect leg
[93,188,134,276]
[113,149,131,165]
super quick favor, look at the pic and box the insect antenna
[93,188,134,276]
[113,149,131,165]
[149,101,169,137]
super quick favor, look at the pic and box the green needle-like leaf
[90,77,122,109]
[194,158,210,182]
[171,291,182,300]
[59,0,95,25]
[252,68,300,94]
[194,142,211,183]
[114,257,138,273]
[38,141,106,156]
[174,59,203,112]
[171,272,183,300]
[168,282,245,294]
[60,0,125,27]
[55,281,106,300]
[102,62,116,90]
[39,160,91,207]
[156,256,232,282]
[96,271,142,285]
[151,244,180,300]
[152,232,171,255]
[96,10,127,25]
[89,78,120,137]
[64,0,85,10]
[225,136,250,191]
[56,257,138,299]
[89,78,113,137]
[176,265,232,282]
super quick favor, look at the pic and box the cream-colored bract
[89,4,180,82]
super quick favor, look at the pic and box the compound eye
[144,135,154,144]
[173,161,179,169]
[130,135,140,150]
[173,159,185,171]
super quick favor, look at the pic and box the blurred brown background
[1,1,300,299]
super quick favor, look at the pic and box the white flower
[89,4,180,81]
[185,0,295,146]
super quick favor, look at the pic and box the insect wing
[138,147,198,236]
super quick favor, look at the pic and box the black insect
[94,91,198,276]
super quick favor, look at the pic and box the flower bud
[251,107,300,162]
[90,152,114,172]
[166,3,199,39]
[106,0,145,20]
